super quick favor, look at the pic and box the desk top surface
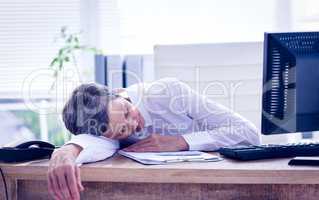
[1,153,319,184]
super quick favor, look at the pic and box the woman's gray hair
[62,83,119,136]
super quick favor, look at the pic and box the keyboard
[219,142,319,161]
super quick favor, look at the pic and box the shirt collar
[125,83,152,127]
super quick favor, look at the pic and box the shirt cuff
[65,134,120,164]
[66,134,119,149]
[182,132,218,151]
[75,148,117,164]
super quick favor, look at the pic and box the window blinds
[0,0,81,100]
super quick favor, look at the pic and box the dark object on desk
[219,143,319,161]
[0,140,55,163]
[288,156,319,166]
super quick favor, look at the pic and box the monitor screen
[262,32,319,135]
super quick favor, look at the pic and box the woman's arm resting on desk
[48,144,83,200]
[122,134,189,152]
[47,134,119,200]
[176,79,261,150]
[150,78,260,151]
[123,78,260,152]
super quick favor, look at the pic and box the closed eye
[124,108,129,118]
[121,126,126,134]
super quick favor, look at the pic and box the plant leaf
[66,35,73,43]
[60,26,67,38]
[74,37,79,43]
[58,49,64,56]
[58,60,64,70]
[49,58,59,67]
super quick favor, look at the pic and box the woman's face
[103,97,145,140]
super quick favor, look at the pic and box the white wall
[154,42,297,144]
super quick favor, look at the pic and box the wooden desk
[1,154,319,200]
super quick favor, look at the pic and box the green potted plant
[48,26,102,144]
[49,26,102,89]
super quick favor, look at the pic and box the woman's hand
[122,134,189,152]
[47,144,84,200]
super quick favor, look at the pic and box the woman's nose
[128,119,138,130]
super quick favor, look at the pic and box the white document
[118,150,222,165]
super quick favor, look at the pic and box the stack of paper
[118,150,222,165]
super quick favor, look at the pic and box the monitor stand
[301,131,313,140]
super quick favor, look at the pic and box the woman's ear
[112,88,129,99]
[112,88,125,94]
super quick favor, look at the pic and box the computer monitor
[262,32,319,135]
